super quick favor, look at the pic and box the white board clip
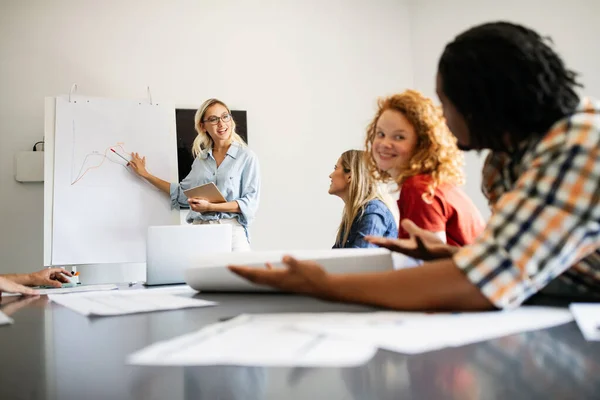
[69,84,78,103]
[147,86,153,105]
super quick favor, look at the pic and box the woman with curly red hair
[364,90,484,247]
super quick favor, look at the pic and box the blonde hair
[364,90,464,201]
[192,98,247,157]
[335,150,388,246]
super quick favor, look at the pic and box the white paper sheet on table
[49,290,215,317]
[293,307,574,354]
[569,303,600,341]
[128,314,377,367]
[127,307,573,367]
[0,283,119,297]
[36,283,119,295]
[0,311,13,326]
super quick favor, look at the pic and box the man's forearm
[327,258,494,311]
[1,273,33,286]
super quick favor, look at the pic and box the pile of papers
[128,306,574,367]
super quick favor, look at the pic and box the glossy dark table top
[1,289,599,400]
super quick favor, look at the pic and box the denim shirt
[170,142,260,241]
[333,199,398,248]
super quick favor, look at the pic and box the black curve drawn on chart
[70,144,132,185]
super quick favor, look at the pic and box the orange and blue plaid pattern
[454,98,600,309]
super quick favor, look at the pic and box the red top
[397,174,485,246]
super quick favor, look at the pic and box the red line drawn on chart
[71,143,131,186]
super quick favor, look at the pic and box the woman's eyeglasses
[203,113,231,125]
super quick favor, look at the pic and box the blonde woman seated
[329,150,397,248]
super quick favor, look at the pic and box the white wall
[408,0,600,219]
[0,0,413,276]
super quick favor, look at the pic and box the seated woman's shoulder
[364,199,391,213]
[363,199,398,235]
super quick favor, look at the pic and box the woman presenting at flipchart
[129,98,260,251]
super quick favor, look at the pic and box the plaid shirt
[454,98,600,309]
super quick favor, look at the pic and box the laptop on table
[145,224,232,286]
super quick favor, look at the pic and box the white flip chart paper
[52,95,178,264]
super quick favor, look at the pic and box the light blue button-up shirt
[170,142,260,241]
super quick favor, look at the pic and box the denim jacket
[333,199,398,248]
